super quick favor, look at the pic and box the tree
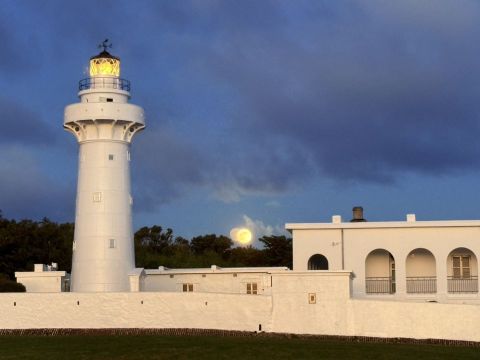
[227,246,266,267]
[259,235,292,268]
[190,234,233,256]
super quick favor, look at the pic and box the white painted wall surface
[0,292,271,331]
[144,273,271,294]
[293,229,342,271]
[270,272,352,335]
[349,299,480,341]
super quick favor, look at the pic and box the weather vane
[98,39,112,52]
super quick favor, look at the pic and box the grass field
[0,335,478,360]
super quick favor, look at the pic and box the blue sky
[2,0,480,241]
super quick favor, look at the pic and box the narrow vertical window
[453,256,461,278]
[93,192,102,202]
[108,154,114,160]
[109,239,116,249]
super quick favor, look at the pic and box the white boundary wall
[0,292,271,331]
[2,272,480,341]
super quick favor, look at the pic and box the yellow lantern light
[89,50,120,77]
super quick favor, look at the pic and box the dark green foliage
[0,274,25,292]
[0,214,74,280]
[259,235,293,268]
[191,234,233,255]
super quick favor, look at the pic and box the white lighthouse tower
[64,42,145,292]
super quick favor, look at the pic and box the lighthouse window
[106,98,113,102]
[109,239,116,249]
[93,192,102,202]
[108,154,114,161]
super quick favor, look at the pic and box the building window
[246,282,258,295]
[109,239,116,249]
[93,192,102,202]
[453,255,471,278]
[182,283,194,292]
[108,154,114,160]
[308,293,316,304]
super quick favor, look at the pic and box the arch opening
[308,254,328,270]
[365,249,395,294]
[447,247,478,293]
[406,248,436,294]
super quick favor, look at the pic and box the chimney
[350,206,366,222]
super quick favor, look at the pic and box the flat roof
[15,271,66,278]
[145,266,289,275]
[285,219,480,231]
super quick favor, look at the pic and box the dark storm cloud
[118,0,480,207]
[131,126,207,210]
[0,97,56,145]
[4,0,480,218]
[0,146,75,221]
[201,0,480,185]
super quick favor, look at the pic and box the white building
[15,263,69,293]
[287,207,480,304]
[142,266,289,294]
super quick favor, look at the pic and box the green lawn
[0,335,478,360]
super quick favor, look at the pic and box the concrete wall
[293,229,342,271]
[349,299,480,341]
[270,272,352,335]
[1,271,480,342]
[0,292,271,331]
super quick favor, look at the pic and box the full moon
[230,227,253,245]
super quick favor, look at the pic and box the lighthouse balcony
[79,77,131,92]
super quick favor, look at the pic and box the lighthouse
[64,42,145,292]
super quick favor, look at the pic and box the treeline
[0,213,292,281]
[134,226,292,270]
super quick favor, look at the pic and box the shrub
[0,277,26,292]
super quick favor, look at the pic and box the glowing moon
[230,227,253,245]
